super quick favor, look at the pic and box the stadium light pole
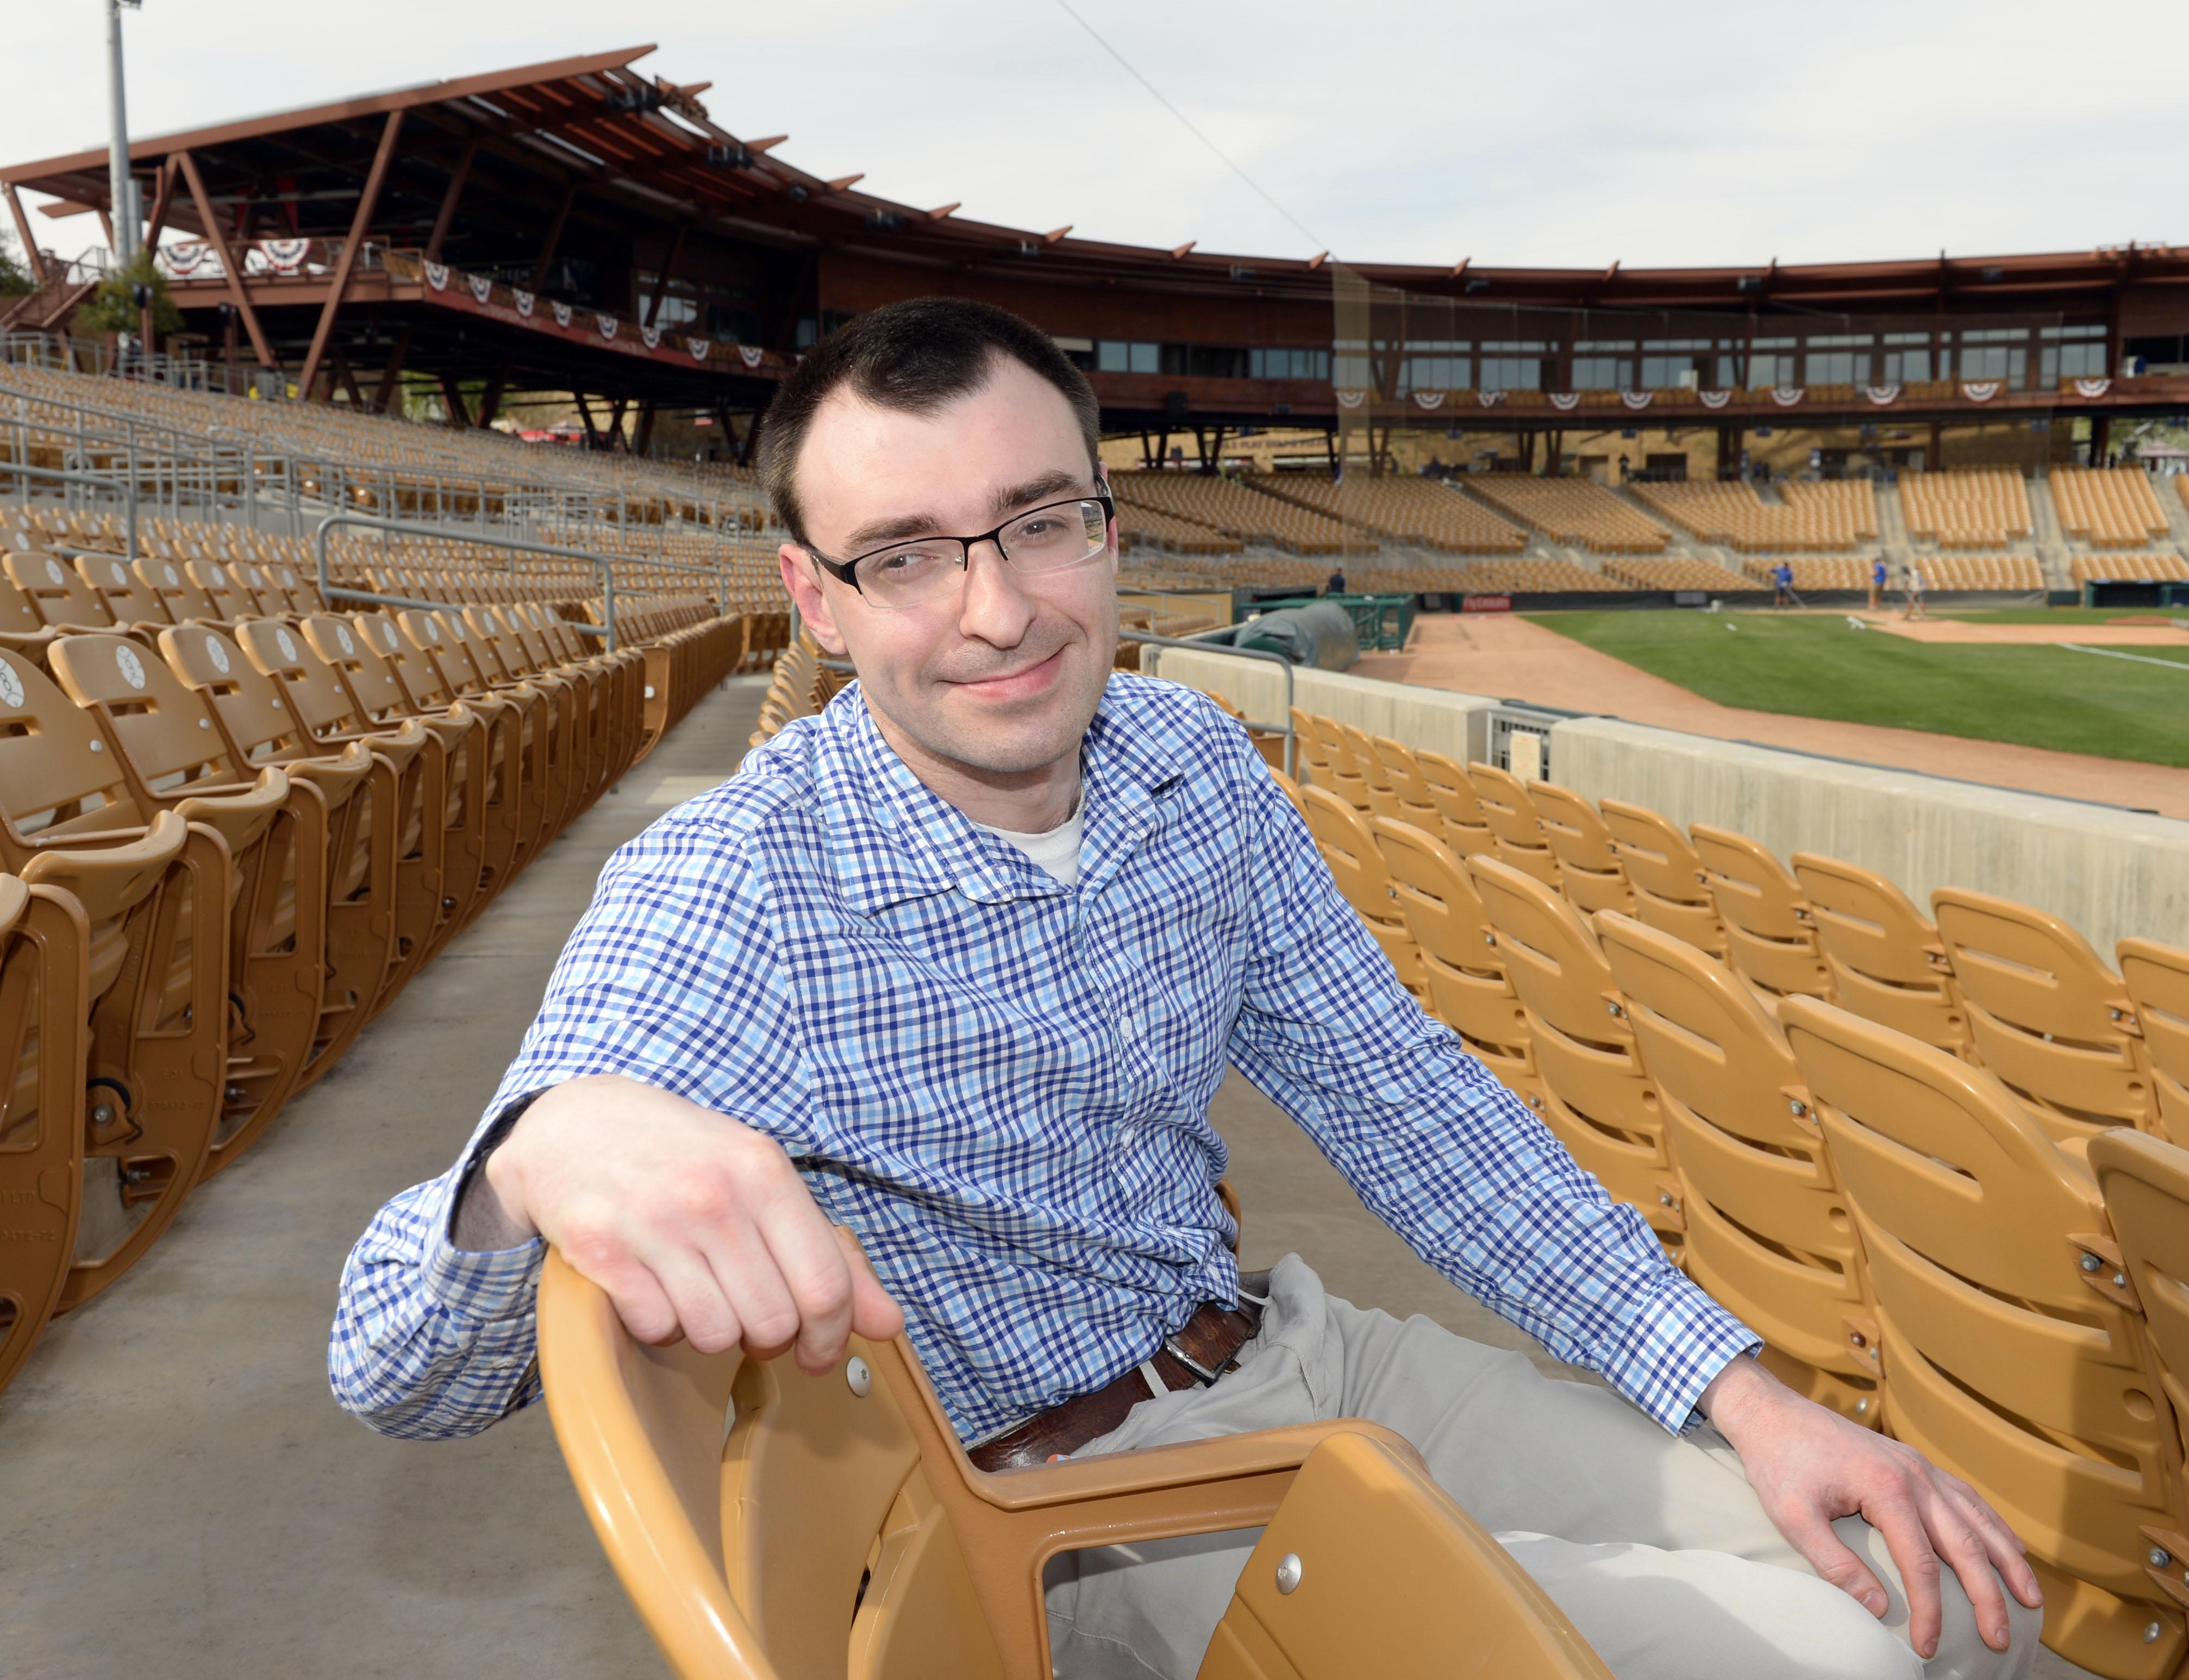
[105,0,143,266]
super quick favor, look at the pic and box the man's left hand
[1700,1353,2042,1660]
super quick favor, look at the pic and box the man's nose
[955,539,1036,647]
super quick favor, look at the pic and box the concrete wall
[1144,645,1500,763]
[1146,646,2189,954]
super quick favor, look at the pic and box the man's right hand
[458,1073,904,1372]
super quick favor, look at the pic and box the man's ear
[778,542,849,657]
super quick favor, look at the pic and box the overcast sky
[3,1,2177,272]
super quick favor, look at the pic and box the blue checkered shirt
[329,674,1756,1444]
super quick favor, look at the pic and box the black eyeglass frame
[804,487,1117,600]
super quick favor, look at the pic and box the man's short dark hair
[755,297,1103,548]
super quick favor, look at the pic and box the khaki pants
[1044,1256,2040,1680]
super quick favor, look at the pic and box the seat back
[229,560,285,616]
[1406,749,1494,860]
[1689,824,1829,999]
[1202,1431,1612,1680]
[1465,856,1673,1240]
[1931,888,2153,1142]
[1304,715,1368,809]
[236,618,373,738]
[5,551,120,632]
[1597,797,1725,956]
[1337,724,1400,818]
[1525,782,1633,916]
[1368,736,1441,830]
[76,554,172,628]
[1465,762,1562,888]
[305,613,421,720]
[48,633,245,800]
[2084,1129,2189,1569]
[132,557,224,624]
[1781,996,2183,1676]
[158,623,324,768]
[1596,912,1879,1422]
[0,575,56,656]
[183,560,253,621]
[1299,786,1422,991]
[381,612,464,707]
[1789,852,1967,1054]
[2118,938,2189,1149]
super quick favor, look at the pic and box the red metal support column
[142,158,178,249]
[529,183,576,291]
[644,224,688,328]
[3,185,48,283]
[438,374,472,429]
[375,142,474,413]
[632,399,657,458]
[299,108,405,402]
[176,150,276,368]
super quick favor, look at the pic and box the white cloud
[2,0,2175,271]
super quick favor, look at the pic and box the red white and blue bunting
[160,242,212,276]
[689,337,711,361]
[467,273,494,305]
[1335,389,1367,409]
[739,344,765,368]
[1961,380,2000,403]
[1412,390,1444,410]
[1862,385,1902,405]
[1770,386,1805,407]
[596,314,618,341]
[551,301,573,328]
[1477,390,1506,407]
[1619,390,1653,410]
[261,238,311,274]
[1548,392,1581,411]
[640,324,661,350]
[423,261,450,292]
[2073,377,2112,398]
[1697,390,1730,410]
[512,289,535,317]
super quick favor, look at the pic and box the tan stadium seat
[1931,889,2156,1145]
[1689,825,1830,1000]
[1267,766,1309,822]
[0,574,62,666]
[1782,998,2186,1678]
[397,610,560,855]
[0,647,226,1307]
[131,556,236,628]
[1368,737,1444,833]
[1372,817,1537,1104]
[2083,1129,2189,1636]
[535,1249,1599,1680]
[1299,786,1424,994]
[1524,782,1632,918]
[0,873,87,1397]
[1465,763,1562,889]
[1596,913,1881,1425]
[1411,749,1497,862]
[234,619,437,1019]
[1597,798,1725,958]
[1289,708,1336,792]
[471,604,618,810]
[1788,852,1970,1056]
[74,553,174,631]
[303,613,494,944]
[4,550,151,642]
[2118,939,2189,1150]
[442,609,585,841]
[1306,716,1370,811]
[183,560,257,623]
[1465,856,1679,1250]
[52,633,328,1166]
[1340,724,1403,820]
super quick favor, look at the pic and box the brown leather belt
[967,1271,1271,1474]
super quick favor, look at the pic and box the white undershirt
[971,792,1085,887]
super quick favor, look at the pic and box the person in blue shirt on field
[1773,559,1795,607]
[330,299,2038,1680]
[1871,556,1888,610]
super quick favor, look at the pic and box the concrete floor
[0,674,2088,1679]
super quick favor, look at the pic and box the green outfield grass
[1521,610,2189,766]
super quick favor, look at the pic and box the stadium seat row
[1272,711,2189,1677]
[0,576,748,1402]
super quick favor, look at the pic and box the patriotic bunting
[552,301,573,328]
[1412,390,1445,410]
[1335,389,1367,409]
[2073,377,2112,398]
[262,238,311,274]
[1697,390,1731,409]
[468,273,494,304]
[512,290,535,317]
[1960,381,2000,403]
[1862,385,1902,405]
[689,337,711,361]
[1770,386,1806,407]
[161,242,212,276]
[596,314,618,340]
[423,261,450,292]
[1548,392,1580,411]
[1619,390,1654,410]
[1477,390,1506,407]
[640,324,661,350]
[739,344,765,368]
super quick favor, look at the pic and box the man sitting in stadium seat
[331,299,2041,1680]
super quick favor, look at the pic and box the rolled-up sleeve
[328,806,812,1438]
[1223,762,1759,1433]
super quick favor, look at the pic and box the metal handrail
[1118,628,1297,776]
[0,457,141,555]
[315,511,622,653]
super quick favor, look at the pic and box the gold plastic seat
[1790,852,1969,1055]
[1408,750,1497,861]
[2084,1128,2189,1633]
[1931,888,2156,1145]
[0,574,62,666]
[536,1250,1607,1680]
[1465,856,1679,1249]
[0,873,87,1396]
[1267,766,1310,822]
[1288,707,1336,792]
[2117,938,2189,1148]
[1339,723,1402,820]
[1689,825,1830,1000]
[1524,782,1633,917]
[1596,912,1881,1424]
[74,553,176,631]
[1465,762,1562,889]
[1299,787,1424,993]
[396,609,556,862]
[1372,816,1537,1104]
[1597,798,1725,957]
[0,648,225,1307]
[52,632,327,1167]
[1782,998,2185,1677]
[1305,715,1371,811]
[3,550,151,642]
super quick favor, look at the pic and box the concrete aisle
[0,673,2091,1679]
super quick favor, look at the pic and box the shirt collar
[811,678,1185,917]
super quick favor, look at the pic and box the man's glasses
[806,489,1115,611]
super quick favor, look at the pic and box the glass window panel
[1129,342,1160,375]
